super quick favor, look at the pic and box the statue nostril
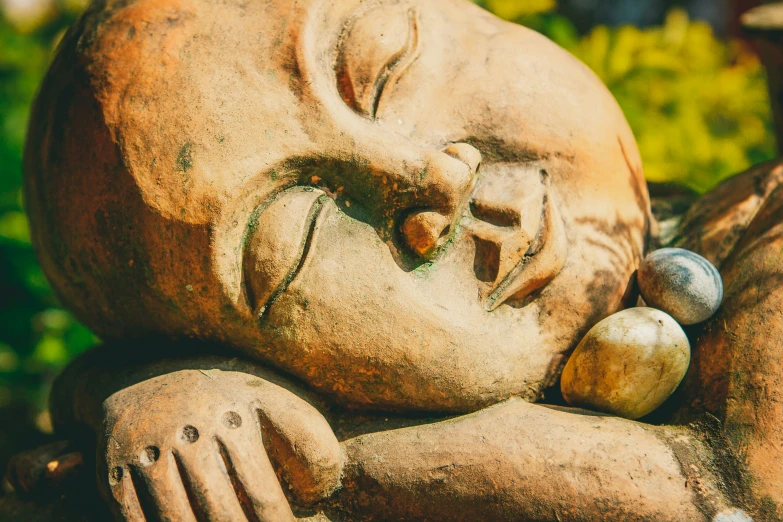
[473,236,501,282]
[401,210,451,258]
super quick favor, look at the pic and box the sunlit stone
[638,248,723,325]
[561,307,690,420]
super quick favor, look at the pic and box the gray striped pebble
[638,248,723,325]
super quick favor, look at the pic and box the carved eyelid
[336,7,421,118]
[367,8,419,118]
[242,188,328,318]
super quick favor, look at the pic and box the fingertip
[106,465,146,522]
[215,435,296,522]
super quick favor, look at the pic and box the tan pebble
[561,307,690,420]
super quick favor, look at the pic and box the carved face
[25,0,649,412]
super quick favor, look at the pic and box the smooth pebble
[637,247,723,325]
[561,307,690,420]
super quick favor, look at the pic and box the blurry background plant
[0,0,777,484]
[573,11,773,191]
[0,0,94,479]
[475,0,777,191]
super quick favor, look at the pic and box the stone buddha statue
[6,0,783,520]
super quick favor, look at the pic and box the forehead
[82,0,516,222]
[85,0,331,222]
[89,0,481,223]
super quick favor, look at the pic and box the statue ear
[243,188,328,318]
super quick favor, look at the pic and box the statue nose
[399,143,481,258]
[468,169,567,309]
[401,210,451,258]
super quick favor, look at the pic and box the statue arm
[18,345,751,522]
[675,163,783,519]
[330,399,741,522]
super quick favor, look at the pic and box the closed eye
[243,187,328,318]
[366,8,419,118]
[336,7,421,118]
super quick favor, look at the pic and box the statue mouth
[470,171,569,311]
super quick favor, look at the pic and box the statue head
[25,0,650,411]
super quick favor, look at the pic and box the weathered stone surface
[24,0,649,414]
[713,509,754,522]
[561,307,690,420]
[11,0,783,519]
[638,248,723,325]
[334,399,713,521]
[675,159,783,267]
[677,179,783,520]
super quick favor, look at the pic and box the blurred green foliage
[573,10,774,192]
[0,1,94,460]
[477,1,777,192]
[0,0,776,464]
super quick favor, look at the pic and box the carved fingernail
[109,466,123,484]
[139,446,160,467]
[222,411,242,429]
[181,425,199,443]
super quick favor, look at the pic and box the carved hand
[93,366,342,522]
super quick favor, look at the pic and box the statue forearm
[33,345,757,522]
[332,399,743,522]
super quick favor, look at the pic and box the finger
[104,464,146,522]
[127,449,198,522]
[216,431,295,522]
[172,441,253,522]
[44,451,84,489]
[254,401,342,504]
[6,441,71,495]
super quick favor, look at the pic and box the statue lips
[480,171,569,311]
